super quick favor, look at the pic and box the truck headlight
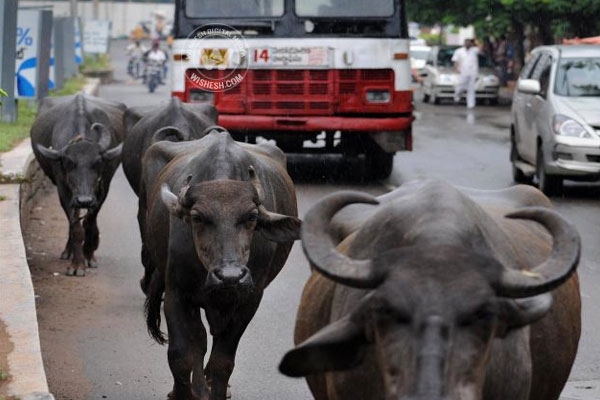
[553,114,592,138]
[189,90,215,103]
[366,90,391,103]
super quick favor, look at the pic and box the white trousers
[455,73,477,108]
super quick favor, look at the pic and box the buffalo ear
[152,126,186,143]
[103,143,123,161]
[257,205,301,242]
[279,315,367,377]
[496,293,553,338]
[36,143,61,161]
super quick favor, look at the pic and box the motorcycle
[127,56,142,79]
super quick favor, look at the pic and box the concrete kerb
[0,78,99,400]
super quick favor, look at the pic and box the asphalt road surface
[26,40,600,400]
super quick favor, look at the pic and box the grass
[0,75,87,153]
[80,54,112,72]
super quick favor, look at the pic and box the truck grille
[186,68,395,115]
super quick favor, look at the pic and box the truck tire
[510,137,532,184]
[365,140,394,180]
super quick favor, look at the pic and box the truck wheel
[365,141,394,180]
[536,146,562,196]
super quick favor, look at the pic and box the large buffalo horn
[302,191,381,289]
[494,207,580,298]
[90,123,112,151]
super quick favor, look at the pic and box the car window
[530,53,552,81]
[555,57,600,97]
[437,47,457,67]
[520,53,541,79]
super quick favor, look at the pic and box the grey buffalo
[122,96,217,196]
[280,179,581,400]
[31,94,126,276]
[142,129,301,400]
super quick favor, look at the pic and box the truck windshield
[186,0,284,18]
[296,0,394,17]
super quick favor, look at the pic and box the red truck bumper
[218,115,413,132]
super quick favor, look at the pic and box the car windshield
[555,57,600,97]
[437,48,457,67]
[296,0,394,17]
[186,0,284,18]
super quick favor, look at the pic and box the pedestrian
[494,34,509,86]
[452,38,479,109]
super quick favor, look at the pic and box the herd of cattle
[30,93,582,400]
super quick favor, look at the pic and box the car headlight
[438,74,455,84]
[553,114,592,138]
[482,75,499,85]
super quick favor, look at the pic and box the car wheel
[536,146,562,196]
[510,137,532,184]
[422,90,430,103]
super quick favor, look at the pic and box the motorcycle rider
[144,39,167,85]
[126,40,147,78]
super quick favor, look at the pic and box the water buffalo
[31,94,126,276]
[142,129,301,400]
[122,96,217,196]
[280,179,581,400]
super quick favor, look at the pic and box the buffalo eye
[458,304,496,327]
[190,211,213,226]
[92,157,103,169]
[239,211,259,228]
[62,158,77,170]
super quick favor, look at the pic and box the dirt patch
[0,319,14,396]
[21,179,95,400]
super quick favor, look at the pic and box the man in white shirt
[452,38,479,109]
[144,39,168,84]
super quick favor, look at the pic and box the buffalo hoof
[87,258,98,268]
[66,266,86,277]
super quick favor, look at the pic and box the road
[26,40,600,400]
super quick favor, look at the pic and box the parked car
[420,45,500,104]
[410,44,431,82]
[510,44,600,195]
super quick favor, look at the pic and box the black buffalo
[280,179,581,400]
[142,129,301,400]
[122,96,217,196]
[31,94,126,276]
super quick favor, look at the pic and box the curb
[0,79,99,400]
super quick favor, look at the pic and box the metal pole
[0,0,17,122]
[70,0,77,18]
[93,0,99,19]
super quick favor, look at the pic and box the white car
[420,45,500,104]
[510,45,600,195]
[410,44,431,82]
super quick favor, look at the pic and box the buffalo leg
[205,293,263,400]
[83,210,100,268]
[57,190,74,261]
[165,290,209,400]
[67,209,86,276]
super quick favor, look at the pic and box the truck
[170,0,414,180]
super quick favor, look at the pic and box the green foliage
[420,33,443,46]
[0,88,7,108]
[80,53,112,72]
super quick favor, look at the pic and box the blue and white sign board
[49,31,55,90]
[15,9,40,98]
[83,19,111,54]
[74,17,83,64]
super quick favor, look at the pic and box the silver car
[420,45,500,104]
[510,45,600,195]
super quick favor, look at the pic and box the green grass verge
[0,75,87,153]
